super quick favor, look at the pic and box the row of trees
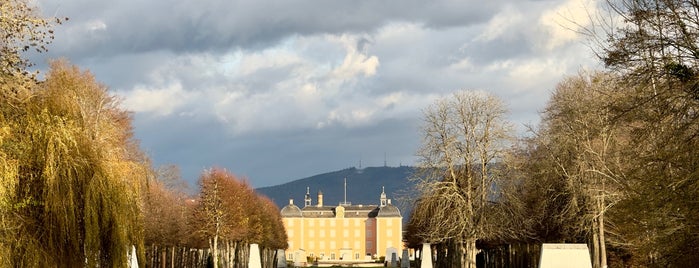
[1,1,288,267]
[144,167,287,268]
[406,0,699,267]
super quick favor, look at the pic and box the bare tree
[0,0,62,102]
[589,1,699,265]
[409,90,513,267]
[535,71,633,268]
[195,168,230,268]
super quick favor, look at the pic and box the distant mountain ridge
[256,166,417,214]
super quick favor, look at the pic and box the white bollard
[401,249,410,268]
[276,249,287,268]
[128,245,138,268]
[539,244,592,268]
[248,243,262,268]
[420,243,433,268]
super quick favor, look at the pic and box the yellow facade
[280,187,402,264]
[376,215,403,258]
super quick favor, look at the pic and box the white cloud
[86,20,107,32]
[34,0,606,186]
[170,34,383,134]
[540,0,598,50]
[507,58,568,90]
[475,6,524,42]
[449,57,475,72]
[119,82,197,116]
[236,48,305,77]
[327,35,380,80]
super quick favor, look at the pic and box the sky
[32,0,602,188]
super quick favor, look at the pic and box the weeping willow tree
[1,1,148,266]
[1,60,150,266]
[1,0,54,265]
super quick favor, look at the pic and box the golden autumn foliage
[0,2,309,267]
[0,60,149,267]
[189,167,287,267]
[144,166,190,247]
[2,3,149,266]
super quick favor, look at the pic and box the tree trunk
[226,241,231,268]
[458,241,467,268]
[468,239,477,268]
[213,234,219,268]
[273,247,278,268]
[599,194,607,268]
[592,229,600,268]
[161,247,166,268]
[148,245,152,267]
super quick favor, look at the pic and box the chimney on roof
[317,190,324,207]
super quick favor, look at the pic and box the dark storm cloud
[39,0,505,60]
[31,0,602,187]
[135,111,420,187]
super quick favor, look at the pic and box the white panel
[539,244,593,268]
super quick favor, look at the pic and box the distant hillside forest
[256,166,416,213]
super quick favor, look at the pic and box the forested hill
[256,166,416,212]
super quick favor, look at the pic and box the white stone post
[248,243,262,268]
[128,245,138,268]
[420,243,433,268]
[276,249,287,268]
[401,249,410,268]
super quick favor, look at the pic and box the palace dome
[281,203,303,217]
[377,204,401,218]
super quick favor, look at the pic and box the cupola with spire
[304,187,311,207]
[380,186,387,207]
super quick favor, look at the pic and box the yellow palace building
[280,186,403,264]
